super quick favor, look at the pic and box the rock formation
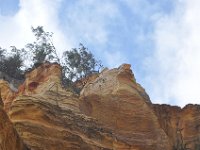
[79,64,171,149]
[0,62,200,150]
[0,91,27,150]
[0,80,16,112]
[154,104,200,149]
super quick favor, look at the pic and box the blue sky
[0,0,200,107]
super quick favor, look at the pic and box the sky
[0,0,200,107]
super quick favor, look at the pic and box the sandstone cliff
[0,91,27,150]
[0,62,199,150]
[153,104,200,149]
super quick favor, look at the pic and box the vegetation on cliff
[0,26,102,92]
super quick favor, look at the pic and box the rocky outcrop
[0,80,16,111]
[153,104,200,150]
[1,62,200,150]
[5,62,122,149]
[0,93,27,150]
[0,71,23,90]
[80,64,171,149]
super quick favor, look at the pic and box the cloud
[104,50,127,68]
[145,0,200,107]
[60,0,128,66]
[0,0,126,66]
[0,0,71,56]
[2,0,200,107]
[62,0,120,46]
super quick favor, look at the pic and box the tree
[26,26,60,66]
[0,47,5,61]
[62,43,102,82]
[0,26,103,93]
[0,46,25,79]
[0,47,6,74]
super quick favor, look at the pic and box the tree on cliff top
[0,26,102,93]
[0,47,5,60]
[26,26,60,66]
[0,46,25,79]
[62,43,101,81]
[26,26,102,85]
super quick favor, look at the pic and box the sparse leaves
[26,26,60,64]
[0,26,103,94]
[0,46,25,79]
[62,43,102,82]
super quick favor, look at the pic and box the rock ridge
[0,62,199,150]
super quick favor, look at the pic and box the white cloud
[104,51,127,68]
[61,0,126,67]
[3,0,200,107]
[0,0,125,67]
[0,0,71,56]
[63,0,120,46]
[145,0,200,107]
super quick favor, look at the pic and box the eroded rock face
[80,64,171,150]
[1,62,200,150]
[0,80,16,111]
[0,95,27,150]
[5,63,122,149]
[8,63,85,150]
[18,62,62,95]
[153,104,200,150]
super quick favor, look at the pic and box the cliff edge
[0,62,199,150]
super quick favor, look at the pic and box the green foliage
[0,26,102,94]
[26,26,60,65]
[0,46,25,79]
[0,47,5,60]
[62,43,102,82]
